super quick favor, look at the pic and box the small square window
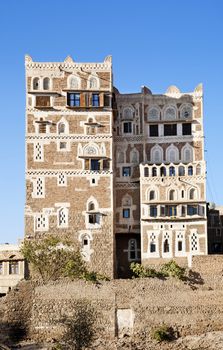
[123,208,130,218]
[122,167,131,177]
[178,241,183,251]
[0,262,3,274]
[92,178,95,184]
[182,123,192,135]
[150,243,156,253]
[83,239,88,246]
[59,142,67,150]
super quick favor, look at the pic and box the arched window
[58,123,65,134]
[181,104,192,119]
[160,166,166,177]
[189,188,196,200]
[123,107,134,119]
[169,190,175,201]
[88,202,95,211]
[151,145,163,163]
[33,77,40,90]
[130,149,139,163]
[188,166,193,176]
[43,77,50,90]
[89,77,98,89]
[149,190,155,200]
[148,107,159,121]
[169,166,175,176]
[164,239,169,253]
[166,145,179,163]
[69,76,79,89]
[164,106,176,120]
[182,145,193,163]
[144,167,149,177]
[117,151,124,163]
[58,207,68,228]
[196,164,201,175]
[179,166,185,176]
[152,167,157,177]
[150,242,156,253]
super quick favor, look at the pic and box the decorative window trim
[57,173,67,187]
[180,103,193,120]
[85,197,101,229]
[57,207,69,228]
[175,231,186,257]
[147,106,160,121]
[189,230,200,254]
[32,177,45,198]
[163,105,177,120]
[122,106,134,120]
[162,231,172,258]
[57,117,69,135]
[166,144,179,163]
[151,144,163,163]
[147,230,160,258]
[67,75,81,90]
[130,148,139,164]
[181,143,193,163]
[87,74,100,90]
[78,231,94,262]
[35,213,49,232]
[33,142,44,162]
[57,140,70,152]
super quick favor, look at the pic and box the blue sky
[0,0,223,243]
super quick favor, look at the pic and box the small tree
[21,236,87,283]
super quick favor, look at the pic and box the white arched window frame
[117,150,125,164]
[83,143,99,156]
[43,77,50,90]
[86,197,101,228]
[163,105,177,120]
[68,75,81,89]
[57,118,69,135]
[78,232,93,262]
[87,75,100,90]
[130,148,139,163]
[122,106,134,120]
[147,231,160,257]
[182,144,193,163]
[151,145,163,163]
[180,104,193,120]
[57,207,69,228]
[33,77,40,90]
[147,106,160,121]
[166,145,179,163]
[175,232,186,257]
[162,232,172,257]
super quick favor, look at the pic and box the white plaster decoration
[147,231,160,258]
[68,75,81,89]
[182,143,193,162]
[78,231,94,262]
[85,197,101,229]
[57,173,67,186]
[122,106,134,120]
[34,142,44,162]
[57,140,70,152]
[162,231,172,258]
[57,207,69,228]
[151,145,163,163]
[83,143,99,156]
[166,144,179,163]
[32,177,45,198]
[117,150,125,163]
[130,148,139,163]
[189,230,199,254]
[163,105,177,120]
[57,117,69,134]
[147,106,160,121]
[175,231,186,257]
[87,73,100,89]
[35,213,49,232]
[180,104,193,120]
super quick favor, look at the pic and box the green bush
[130,262,160,278]
[160,260,186,280]
[152,325,173,342]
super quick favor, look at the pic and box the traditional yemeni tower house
[25,55,207,278]
[25,55,115,277]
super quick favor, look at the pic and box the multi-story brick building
[25,55,207,278]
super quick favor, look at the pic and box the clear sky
[0,0,223,243]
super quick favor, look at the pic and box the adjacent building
[25,55,207,278]
[0,244,25,296]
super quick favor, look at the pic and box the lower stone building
[0,244,25,296]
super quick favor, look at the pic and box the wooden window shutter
[85,159,90,170]
[80,93,86,107]
[99,93,104,107]
[88,93,92,107]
